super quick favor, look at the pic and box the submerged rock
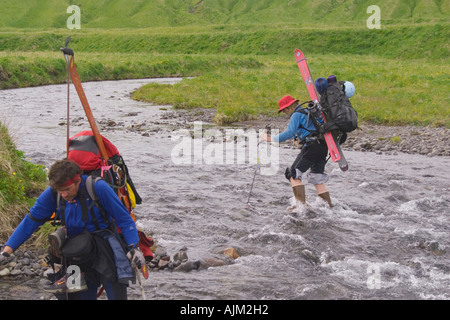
[174,260,200,272]
[223,248,239,259]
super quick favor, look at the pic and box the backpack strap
[86,175,128,250]
[79,185,98,230]
[85,176,101,202]
[85,175,111,230]
[53,189,67,226]
[27,212,56,224]
[291,104,319,144]
[59,194,66,226]
[26,188,63,225]
[293,105,312,130]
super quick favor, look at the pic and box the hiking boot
[43,271,88,294]
[48,227,67,250]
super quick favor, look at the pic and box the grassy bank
[1,23,448,59]
[1,23,449,127]
[133,53,449,127]
[0,122,48,246]
[0,51,263,89]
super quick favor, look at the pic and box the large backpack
[68,130,142,208]
[67,131,152,260]
[319,81,358,133]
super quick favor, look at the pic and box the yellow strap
[127,182,136,208]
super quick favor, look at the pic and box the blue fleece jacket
[272,110,316,143]
[6,176,139,251]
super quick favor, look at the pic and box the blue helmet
[315,77,328,95]
[343,81,355,98]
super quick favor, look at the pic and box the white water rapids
[0,79,449,300]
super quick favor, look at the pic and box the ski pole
[134,266,146,300]
[66,71,70,158]
[62,36,72,158]
[60,36,110,162]
[245,141,262,208]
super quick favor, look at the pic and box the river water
[0,79,449,300]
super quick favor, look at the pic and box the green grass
[133,54,450,127]
[0,2,448,127]
[1,23,449,127]
[0,122,48,245]
[0,51,263,88]
[0,0,448,28]
[1,23,448,60]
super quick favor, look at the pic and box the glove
[127,247,145,269]
[0,252,11,265]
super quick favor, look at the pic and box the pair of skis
[294,49,349,171]
[60,37,150,289]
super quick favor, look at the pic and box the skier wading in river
[261,95,332,209]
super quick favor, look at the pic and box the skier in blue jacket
[0,159,145,300]
[261,95,332,208]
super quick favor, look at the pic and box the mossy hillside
[1,0,448,28]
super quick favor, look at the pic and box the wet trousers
[291,139,328,174]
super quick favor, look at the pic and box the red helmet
[278,95,298,113]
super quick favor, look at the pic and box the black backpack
[319,81,358,133]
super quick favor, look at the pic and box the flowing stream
[0,79,449,300]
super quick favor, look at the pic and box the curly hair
[48,160,81,189]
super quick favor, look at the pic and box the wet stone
[173,250,188,263]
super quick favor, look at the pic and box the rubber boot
[318,191,333,208]
[292,185,306,203]
[286,184,306,212]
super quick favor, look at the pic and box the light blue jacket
[272,110,317,143]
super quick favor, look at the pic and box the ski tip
[340,164,349,172]
[294,49,305,61]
